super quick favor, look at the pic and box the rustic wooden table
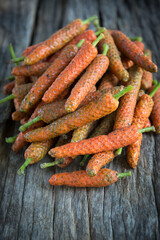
[0,0,160,239]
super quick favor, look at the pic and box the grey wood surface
[0,0,160,239]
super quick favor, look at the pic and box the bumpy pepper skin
[24,19,89,65]
[127,134,142,168]
[127,94,153,168]
[113,65,143,130]
[12,83,34,101]
[49,29,97,63]
[12,62,50,77]
[20,44,78,112]
[149,87,160,133]
[111,30,157,72]
[3,81,15,95]
[144,118,151,128]
[141,49,153,90]
[49,168,118,187]
[15,76,27,86]
[49,125,140,158]
[24,92,119,142]
[98,72,119,90]
[65,54,109,112]
[86,151,115,176]
[24,139,54,164]
[42,41,98,103]
[98,28,129,82]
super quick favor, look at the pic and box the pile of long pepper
[2,15,160,188]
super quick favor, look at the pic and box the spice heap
[2,16,159,188]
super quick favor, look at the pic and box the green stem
[77,39,85,48]
[144,52,149,56]
[6,75,15,81]
[40,158,64,168]
[93,19,100,28]
[115,147,122,156]
[5,135,17,143]
[102,43,109,56]
[80,154,89,167]
[9,43,18,66]
[82,15,97,25]
[17,158,32,175]
[95,27,105,36]
[149,83,160,98]
[0,94,15,104]
[129,37,142,42]
[19,115,41,132]
[118,171,131,178]
[152,79,158,85]
[92,33,104,47]
[139,126,155,133]
[10,56,25,64]
[113,85,133,100]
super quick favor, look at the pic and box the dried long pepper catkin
[49,169,131,187]
[3,81,15,95]
[12,62,50,77]
[113,65,143,130]
[141,50,153,90]
[42,35,104,103]
[0,83,34,104]
[65,43,109,112]
[24,86,130,142]
[127,91,155,168]
[98,72,119,90]
[23,16,97,65]
[20,43,79,112]
[17,138,55,175]
[49,125,140,158]
[19,85,123,132]
[98,28,129,82]
[15,76,27,86]
[111,30,157,72]
[48,29,98,62]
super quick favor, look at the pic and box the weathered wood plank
[0,0,160,239]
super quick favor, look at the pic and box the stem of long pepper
[82,15,97,25]
[5,135,17,143]
[6,75,15,81]
[80,154,90,167]
[149,83,160,98]
[95,27,105,36]
[40,159,64,168]
[113,85,133,100]
[77,39,85,48]
[10,56,25,64]
[139,126,155,133]
[115,147,122,156]
[118,171,131,178]
[102,43,109,56]
[93,19,100,28]
[9,43,18,66]
[17,158,32,175]
[19,115,41,132]
[0,94,14,104]
[152,79,158,85]
[92,33,104,47]
[129,37,142,42]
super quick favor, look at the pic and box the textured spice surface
[42,41,98,103]
[24,19,88,65]
[111,30,157,72]
[49,168,118,187]
[127,134,142,168]
[141,49,153,90]
[49,125,140,158]
[24,92,118,142]
[20,44,78,112]
[65,54,109,112]
[98,28,129,81]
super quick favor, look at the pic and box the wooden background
[0,0,160,239]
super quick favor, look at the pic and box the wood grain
[0,0,160,239]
